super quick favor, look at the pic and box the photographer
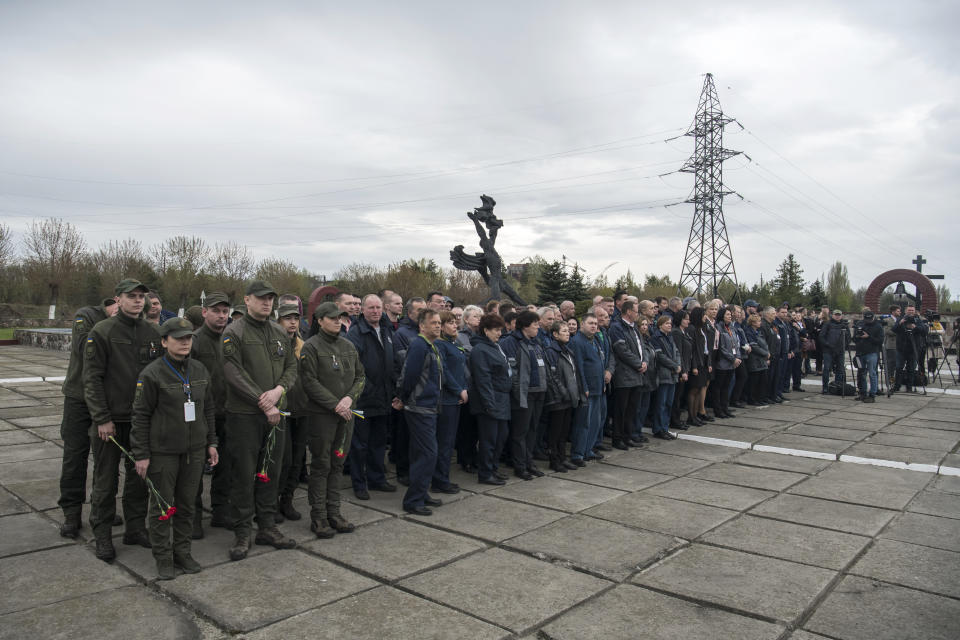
[882,305,901,388]
[819,309,850,394]
[893,305,928,393]
[853,309,883,402]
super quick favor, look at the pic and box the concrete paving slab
[689,462,808,491]
[504,514,680,580]
[0,406,62,420]
[733,450,833,474]
[701,514,870,569]
[0,545,135,614]
[788,462,931,509]
[894,417,960,432]
[304,518,485,581]
[805,415,886,431]
[788,632,832,640]
[841,442,946,466]
[786,423,874,441]
[690,424,771,442]
[757,433,854,454]
[272,495,391,545]
[866,432,958,451]
[830,411,897,424]
[805,575,960,640]
[602,450,713,475]
[25,426,62,442]
[0,585,202,640]
[541,583,784,640]
[0,396,43,409]
[906,490,960,519]
[585,492,737,539]
[930,474,960,494]
[940,452,960,468]
[5,477,66,511]
[398,547,609,634]
[0,430,43,446]
[0,456,62,484]
[880,511,960,552]
[645,477,776,511]
[487,476,625,513]
[0,487,29,516]
[555,462,670,492]
[719,415,795,431]
[245,586,510,640]
[750,494,897,536]
[851,539,960,598]
[641,438,745,461]
[911,408,960,422]
[0,441,64,464]
[880,423,960,444]
[160,550,377,632]
[420,494,565,542]
[0,420,17,432]
[448,465,527,493]
[0,511,71,557]
[634,544,835,623]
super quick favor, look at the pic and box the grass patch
[0,328,18,340]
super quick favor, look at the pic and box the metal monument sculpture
[450,195,527,305]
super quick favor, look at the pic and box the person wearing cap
[131,317,219,580]
[83,278,163,562]
[230,304,245,322]
[190,291,232,534]
[56,296,119,539]
[743,300,759,317]
[853,308,883,402]
[819,309,851,394]
[275,302,306,522]
[297,302,365,538]
[184,305,204,330]
[345,294,400,501]
[221,280,299,560]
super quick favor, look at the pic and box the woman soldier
[132,317,219,581]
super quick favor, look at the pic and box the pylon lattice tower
[677,73,741,299]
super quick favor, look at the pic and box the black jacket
[854,320,884,356]
[346,315,398,416]
[544,341,584,410]
[468,334,512,420]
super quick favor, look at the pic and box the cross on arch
[912,254,926,273]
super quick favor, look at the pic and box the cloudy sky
[1,1,957,298]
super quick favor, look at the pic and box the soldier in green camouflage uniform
[131,317,219,580]
[83,279,161,562]
[221,280,298,560]
[57,298,117,538]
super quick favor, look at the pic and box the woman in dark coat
[685,307,711,425]
[649,315,681,439]
[712,308,742,419]
[544,321,584,472]
[670,310,693,429]
[744,312,770,406]
[468,313,513,486]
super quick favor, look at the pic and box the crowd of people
[54,280,933,580]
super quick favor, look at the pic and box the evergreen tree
[806,279,826,309]
[536,260,567,304]
[771,254,805,306]
[613,269,639,294]
[563,263,588,302]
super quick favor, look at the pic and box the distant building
[507,263,528,282]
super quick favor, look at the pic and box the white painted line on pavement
[753,444,836,460]
[838,454,939,474]
[44,376,65,382]
[0,377,44,384]
[939,466,960,477]
[677,433,752,449]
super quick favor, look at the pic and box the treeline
[0,219,951,320]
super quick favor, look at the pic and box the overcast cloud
[1,1,957,297]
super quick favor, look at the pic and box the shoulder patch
[85,339,95,358]
[223,339,236,356]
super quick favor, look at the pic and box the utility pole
[677,73,741,299]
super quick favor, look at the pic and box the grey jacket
[714,324,742,371]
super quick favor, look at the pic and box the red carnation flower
[256,472,270,483]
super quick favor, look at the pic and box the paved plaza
[0,344,958,639]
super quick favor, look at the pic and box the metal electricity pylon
[677,73,741,299]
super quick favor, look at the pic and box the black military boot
[255,526,297,549]
[95,535,116,562]
[279,496,301,521]
[60,514,81,539]
[229,532,251,561]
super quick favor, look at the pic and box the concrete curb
[676,432,956,476]
[0,375,64,384]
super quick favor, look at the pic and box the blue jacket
[345,315,398,416]
[399,335,442,415]
[468,333,512,419]
[774,318,790,357]
[570,331,605,395]
[394,316,420,360]
[650,328,682,384]
[435,334,468,406]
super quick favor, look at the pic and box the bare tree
[23,218,87,319]
[256,258,311,299]
[0,223,14,269]
[92,238,154,295]
[208,241,255,300]
[151,236,209,312]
